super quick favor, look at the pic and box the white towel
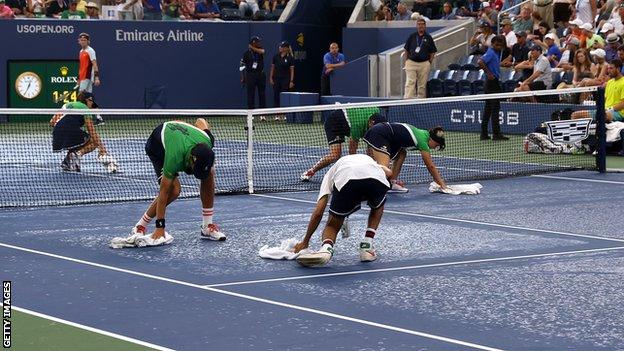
[429,182,482,195]
[258,238,312,260]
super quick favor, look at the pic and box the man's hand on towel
[294,241,309,253]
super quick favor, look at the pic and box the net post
[246,111,254,193]
[595,87,606,173]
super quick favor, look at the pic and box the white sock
[321,243,333,252]
[137,213,152,228]
[202,207,214,226]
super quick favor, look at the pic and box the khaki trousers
[404,59,431,99]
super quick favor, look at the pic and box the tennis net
[0,87,606,207]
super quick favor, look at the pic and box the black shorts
[363,123,410,159]
[324,110,350,145]
[329,178,389,218]
[529,81,547,91]
[145,123,168,180]
[52,115,90,152]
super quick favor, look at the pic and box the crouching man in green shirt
[111,118,226,248]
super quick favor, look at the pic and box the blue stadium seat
[461,55,481,70]
[561,70,574,84]
[449,55,471,70]
[500,69,522,92]
[442,70,460,96]
[471,70,486,95]
[427,69,444,98]
[457,70,473,95]
[551,71,564,89]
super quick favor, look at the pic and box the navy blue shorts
[324,110,350,145]
[52,115,90,152]
[363,123,412,159]
[145,123,167,180]
[329,178,389,218]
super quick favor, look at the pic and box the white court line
[12,306,173,351]
[206,246,624,288]
[531,174,624,185]
[0,242,502,351]
[252,194,624,244]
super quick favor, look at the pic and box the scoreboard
[8,60,80,108]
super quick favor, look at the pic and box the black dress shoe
[492,134,510,141]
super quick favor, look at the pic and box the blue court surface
[2,170,624,350]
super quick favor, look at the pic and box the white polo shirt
[318,154,390,201]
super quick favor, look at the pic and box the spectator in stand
[572,59,624,122]
[142,0,161,20]
[45,0,68,17]
[529,21,552,44]
[612,3,624,36]
[478,35,509,141]
[237,0,259,19]
[270,41,295,116]
[0,0,15,16]
[502,31,530,70]
[457,0,480,18]
[600,22,615,39]
[61,0,85,18]
[27,0,45,17]
[543,33,562,66]
[374,4,393,21]
[567,18,586,46]
[515,44,553,101]
[575,0,596,28]
[533,0,554,29]
[479,1,498,28]
[403,18,436,99]
[576,48,607,101]
[557,36,580,70]
[501,18,517,48]
[605,33,620,62]
[512,5,534,34]
[558,48,594,87]
[85,1,98,18]
[440,2,456,20]
[5,0,26,16]
[321,42,346,96]
[395,1,412,20]
[583,23,605,48]
[241,36,267,111]
[618,45,624,73]
[194,0,219,19]
[161,0,180,20]
[263,0,283,12]
[470,21,495,55]
[179,0,195,19]
[553,0,574,28]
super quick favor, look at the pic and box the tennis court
[2,168,624,350]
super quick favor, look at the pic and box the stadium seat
[442,70,460,96]
[561,70,574,84]
[500,69,522,92]
[457,70,473,95]
[471,70,486,95]
[426,70,444,98]
[461,55,481,70]
[221,8,242,20]
[551,71,564,89]
[448,55,471,70]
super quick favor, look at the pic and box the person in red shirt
[77,32,100,93]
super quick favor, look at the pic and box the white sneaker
[111,226,146,248]
[135,232,174,247]
[260,116,267,122]
[300,169,314,182]
[296,246,334,267]
[98,154,119,173]
[200,223,226,241]
[388,180,409,193]
[359,242,377,262]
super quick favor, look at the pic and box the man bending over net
[363,122,448,192]
[294,154,391,267]
[111,118,226,248]
[300,107,386,181]
[50,92,118,173]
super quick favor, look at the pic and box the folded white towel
[259,238,312,260]
[429,182,482,195]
